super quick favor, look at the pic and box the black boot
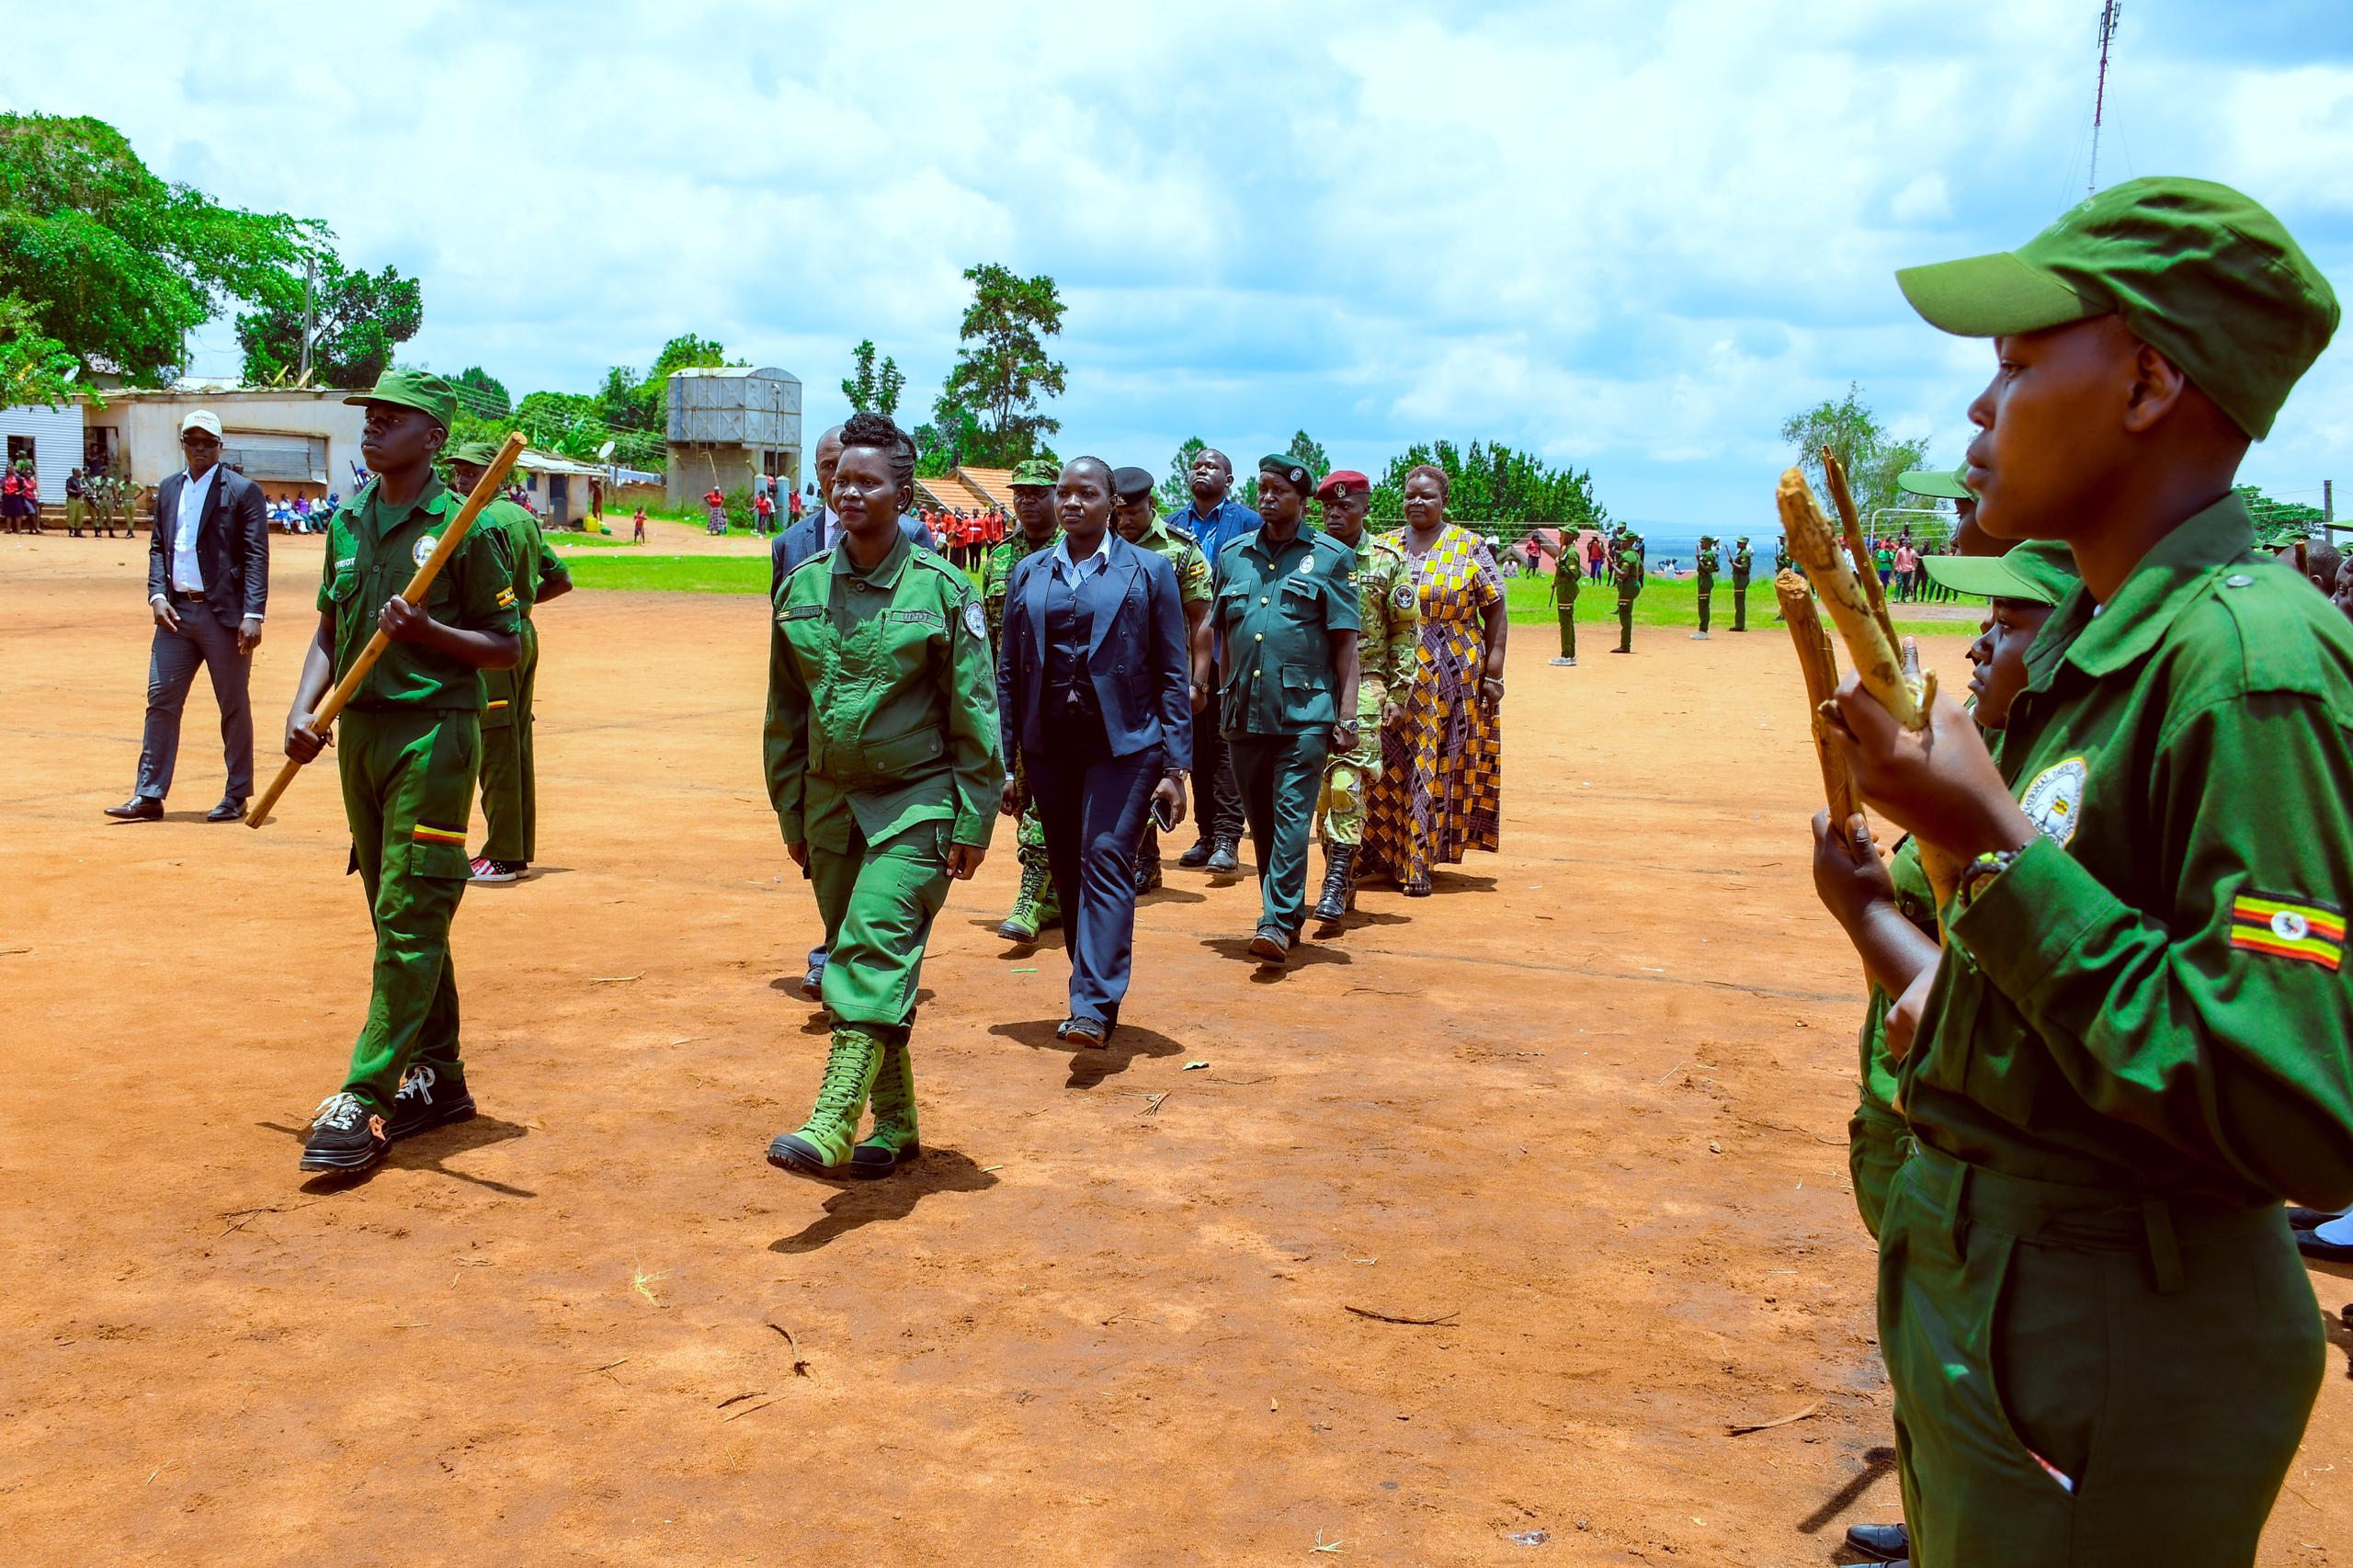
[1311,843,1356,929]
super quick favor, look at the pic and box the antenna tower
[2089,0,2122,195]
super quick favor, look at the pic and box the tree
[452,365,511,416]
[1285,430,1330,479]
[1779,383,1930,530]
[1160,436,1208,513]
[235,253,421,388]
[842,339,905,417]
[0,290,82,408]
[592,333,733,435]
[0,113,315,384]
[931,263,1066,467]
[1366,439,1611,533]
[2236,483,2330,546]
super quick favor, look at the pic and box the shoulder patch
[2231,892,2345,970]
[2018,756,2087,846]
[412,534,438,568]
[1391,581,1416,611]
[964,599,987,640]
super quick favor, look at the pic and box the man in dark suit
[108,410,269,822]
[996,457,1190,1047]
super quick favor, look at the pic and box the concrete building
[79,386,368,502]
[0,401,85,502]
[665,366,801,509]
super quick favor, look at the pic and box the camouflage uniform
[1311,528,1417,926]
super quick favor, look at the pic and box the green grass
[565,554,772,593]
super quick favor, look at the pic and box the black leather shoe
[1206,835,1241,874]
[2288,1206,2343,1230]
[1177,839,1213,869]
[1249,922,1290,965]
[2297,1228,2353,1263]
[105,796,163,821]
[1842,1522,1909,1562]
[206,797,247,823]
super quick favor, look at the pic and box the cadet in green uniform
[1548,528,1578,665]
[1728,536,1753,631]
[1610,530,1643,653]
[284,370,521,1174]
[446,442,572,882]
[1308,469,1414,929]
[1899,460,1985,608]
[1212,456,1359,965]
[764,413,1002,1180]
[984,457,1063,942]
[1691,535,1717,638]
[1110,465,1211,892]
[1836,177,2349,1567]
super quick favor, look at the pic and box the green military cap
[1896,176,2340,440]
[1008,457,1059,488]
[1735,536,1749,545]
[447,439,503,466]
[1699,534,1716,544]
[345,367,459,429]
[1898,461,1974,501]
[1920,540,2080,606]
[1258,454,1313,495]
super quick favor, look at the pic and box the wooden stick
[1774,571,1860,826]
[247,432,528,828]
[1820,447,1899,650]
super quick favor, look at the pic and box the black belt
[174,589,207,602]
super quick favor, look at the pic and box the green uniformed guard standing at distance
[984,457,1063,943]
[1728,535,1753,630]
[1548,526,1578,665]
[1836,176,2351,1568]
[1691,534,1717,638]
[282,370,522,1175]
[1212,455,1359,966]
[1306,468,1414,929]
[446,441,572,884]
[764,412,1003,1181]
[1610,529,1643,653]
[1109,465,1212,892]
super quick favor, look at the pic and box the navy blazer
[996,533,1193,769]
[770,508,935,597]
[146,465,269,620]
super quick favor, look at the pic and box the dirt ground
[5,531,2347,1566]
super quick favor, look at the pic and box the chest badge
[2018,756,2087,847]
[413,534,438,568]
[1300,557,1315,574]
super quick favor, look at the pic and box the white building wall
[82,391,368,497]
[0,402,87,502]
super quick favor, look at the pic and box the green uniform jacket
[1551,553,1579,607]
[765,530,1004,855]
[1130,517,1212,607]
[1732,545,1753,589]
[980,528,1061,644]
[1211,527,1361,735]
[480,498,571,714]
[317,479,519,708]
[1696,545,1718,594]
[1343,531,1417,717]
[1911,496,2353,1207]
[1859,835,1939,1119]
[1614,550,1644,601]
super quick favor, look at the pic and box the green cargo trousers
[1881,1145,2323,1567]
[1695,591,1711,634]
[1847,1102,1909,1240]
[478,621,539,862]
[1229,730,1332,932]
[1555,605,1574,660]
[336,709,481,1113]
[810,819,953,1030]
[1731,582,1748,631]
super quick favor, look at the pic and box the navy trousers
[1026,734,1161,1028]
[135,597,255,801]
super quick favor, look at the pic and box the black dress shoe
[105,796,163,821]
[206,797,247,823]
[1842,1521,1909,1562]
[1206,835,1241,874]
[1249,923,1290,965]
[1176,839,1213,869]
[2288,1206,2344,1230]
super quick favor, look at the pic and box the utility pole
[2089,0,2123,196]
[2325,479,2335,525]
[296,255,317,386]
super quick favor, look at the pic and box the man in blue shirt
[1164,448,1258,873]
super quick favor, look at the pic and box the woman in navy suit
[997,458,1192,1045]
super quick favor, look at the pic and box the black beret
[1109,466,1155,501]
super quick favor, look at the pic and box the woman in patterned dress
[1359,465,1507,896]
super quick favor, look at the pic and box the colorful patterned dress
[1360,524,1503,884]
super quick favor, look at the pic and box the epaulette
[910,549,972,589]
[783,546,835,588]
[1165,521,1198,546]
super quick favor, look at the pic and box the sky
[10,0,2353,531]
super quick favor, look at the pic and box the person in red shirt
[755,490,776,534]
[703,486,726,534]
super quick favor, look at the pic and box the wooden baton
[247,431,528,829]
[1774,569,1861,827]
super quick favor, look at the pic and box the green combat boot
[849,1038,920,1179]
[997,860,1051,943]
[767,1027,884,1178]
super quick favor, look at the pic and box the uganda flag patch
[2231,893,2345,971]
[411,820,468,847]
[485,699,510,710]
[495,585,517,608]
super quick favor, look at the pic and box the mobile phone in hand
[1152,792,1178,833]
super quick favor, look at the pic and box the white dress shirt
[1050,529,1113,585]
[151,464,218,604]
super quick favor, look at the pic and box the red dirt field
[5,532,2348,1565]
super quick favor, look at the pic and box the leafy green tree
[592,334,733,435]
[0,113,315,384]
[1161,437,1208,513]
[452,365,511,416]
[1779,383,1929,528]
[931,263,1066,467]
[235,253,421,388]
[1366,439,1610,533]
[842,339,905,417]
[0,290,83,408]
[2236,483,2330,546]
[1285,430,1329,479]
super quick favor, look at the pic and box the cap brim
[1896,252,2102,337]
[1896,467,1973,500]
[1919,551,2064,605]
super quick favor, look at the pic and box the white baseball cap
[180,409,222,438]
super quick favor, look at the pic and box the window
[6,435,31,470]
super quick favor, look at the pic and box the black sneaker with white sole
[300,1091,390,1173]
[386,1064,477,1142]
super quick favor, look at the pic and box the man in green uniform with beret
[1213,456,1359,965]
[1837,176,2351,1567]
[1728,536,1753,631]
[1110,464,1211,892]
[445,441,573,884]
[284,369,522,1175]
[1308,469,1413,929]
[1610,529,1643,653]
[984,456,1063,943]
[1548,528,1578,665]
[1691,535,1717,638]
[765,412,1002,1180]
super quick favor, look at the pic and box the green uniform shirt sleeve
[763,590,811,845]
[1178,544,1211,605]
[1322,560,1362,634]
[457,523,522,635]
[537,532,571,598]
[1381,563,1419,692]
[1950,691,2353,1205]
[939,580,1005,848]
[316,520,337,612]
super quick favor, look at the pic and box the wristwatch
[1958,847,2022,908]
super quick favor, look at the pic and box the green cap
[1008,458,1059,488]
[448,439,503,467]
[1898,461,1974,501]
[1258,454,1313,495]
[1919,540,2081,606]
[1895,176,2339,440]
[345,367,458,429]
